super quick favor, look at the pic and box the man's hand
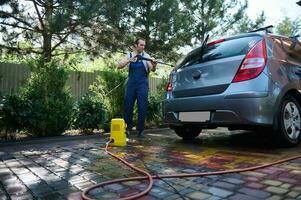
[150,57,157,72]
[150,57,157,65]
[127,56,137,64]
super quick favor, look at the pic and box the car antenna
[249,25,274,33]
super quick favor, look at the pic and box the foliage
[13,59,73,136]
[1,0,268,64]
[231,11,266,34]
[0,59,74,137]
[89,63,127,129]
[72,93,105,134]
[181,0,248,43]
[276,16,301,37]
[0,95,28,133]
[121,0,192,61]
[146,94,164,127]
[0,0,128,61]
[0,53,32,64]
[117,0,265,62]
[146,77,169,127]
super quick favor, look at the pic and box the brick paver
[0,129,300,199]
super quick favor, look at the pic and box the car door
[281,38,301,88]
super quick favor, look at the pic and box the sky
[245,0,301,25]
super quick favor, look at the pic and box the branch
[32,0,45,30]
[210,19,238,38]
[51,23,80,52]
[0,22,38,32]
[27,0,44,7]
[0,44,42,54]
[0,11,33,27]
[62,39,106,58]
[52,50,91,57]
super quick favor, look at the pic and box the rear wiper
[178,34,210,69]
[199,34,210,62]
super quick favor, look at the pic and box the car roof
[224,32,299,43]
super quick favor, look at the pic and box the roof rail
[249,25,274,33]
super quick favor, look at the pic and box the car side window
[281,39,301,64]
[271,37,286,60]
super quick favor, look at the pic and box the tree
[0,0,127,62]
[120,0,192,61]
[182,0,248,43]
[232,11,266,34]
[1,0,268,63]
[276,16,301,37]
[118,0,259,61]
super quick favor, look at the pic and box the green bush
[147,94,163,126]
[146,77,168,127]
[0,58,74,138]
[89,66,127,129]
[72,93,105,134]
[0,95,28,134]
[18,59,73,136]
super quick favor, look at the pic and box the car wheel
[172,125,202,140]
[275,95,301,146]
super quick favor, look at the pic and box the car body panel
[163,33,301,130]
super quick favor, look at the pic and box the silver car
[163,30,301,146]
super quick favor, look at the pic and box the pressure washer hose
[81,141,301,200]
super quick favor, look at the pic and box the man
[117,38,157,137]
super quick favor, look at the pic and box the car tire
[172,125,202,140]
[275,95,301,146]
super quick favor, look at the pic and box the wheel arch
[272,89,301,146]
[273,89,301,127]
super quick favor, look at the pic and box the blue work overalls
[124,53,148,133]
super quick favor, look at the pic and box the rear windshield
[178,36,263,68]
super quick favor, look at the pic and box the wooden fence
[0,62,163,101]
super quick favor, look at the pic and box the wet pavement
[0,128,301,200]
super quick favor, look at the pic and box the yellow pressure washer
[109,118,127,147]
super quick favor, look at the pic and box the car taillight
[166,80,173,91]
[166,73,173,91]
[232,39,267,83]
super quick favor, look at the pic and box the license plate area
[179,112,210,122]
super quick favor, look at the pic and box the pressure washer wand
[135,55,173,67]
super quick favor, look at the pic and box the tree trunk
[143,0,152,44]
[43,1,53,62]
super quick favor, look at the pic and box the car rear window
[178,36,263,68]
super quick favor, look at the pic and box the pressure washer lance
[134,54,174,67]
[136,54,173,67]
[106,53,173,96]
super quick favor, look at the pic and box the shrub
[19,59,73,136]
[146,94,163,126]
[72,93,105,134]
[89,67,127,129]
[0,95,28,135]
[146,77,168,127]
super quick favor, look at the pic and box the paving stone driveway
[0,128,301,200]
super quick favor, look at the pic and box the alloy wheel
[283,101,301,140]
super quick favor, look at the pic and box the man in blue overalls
[117,38,157,137]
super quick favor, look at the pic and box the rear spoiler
[289,35,300,42]
[249,25,274,33]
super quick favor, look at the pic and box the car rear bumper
[163,91,276,127]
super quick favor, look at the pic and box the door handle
[192,70,202,80]
[295,69,301,76]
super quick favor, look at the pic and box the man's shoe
[137,131,145,138]
[126,127,133,137]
